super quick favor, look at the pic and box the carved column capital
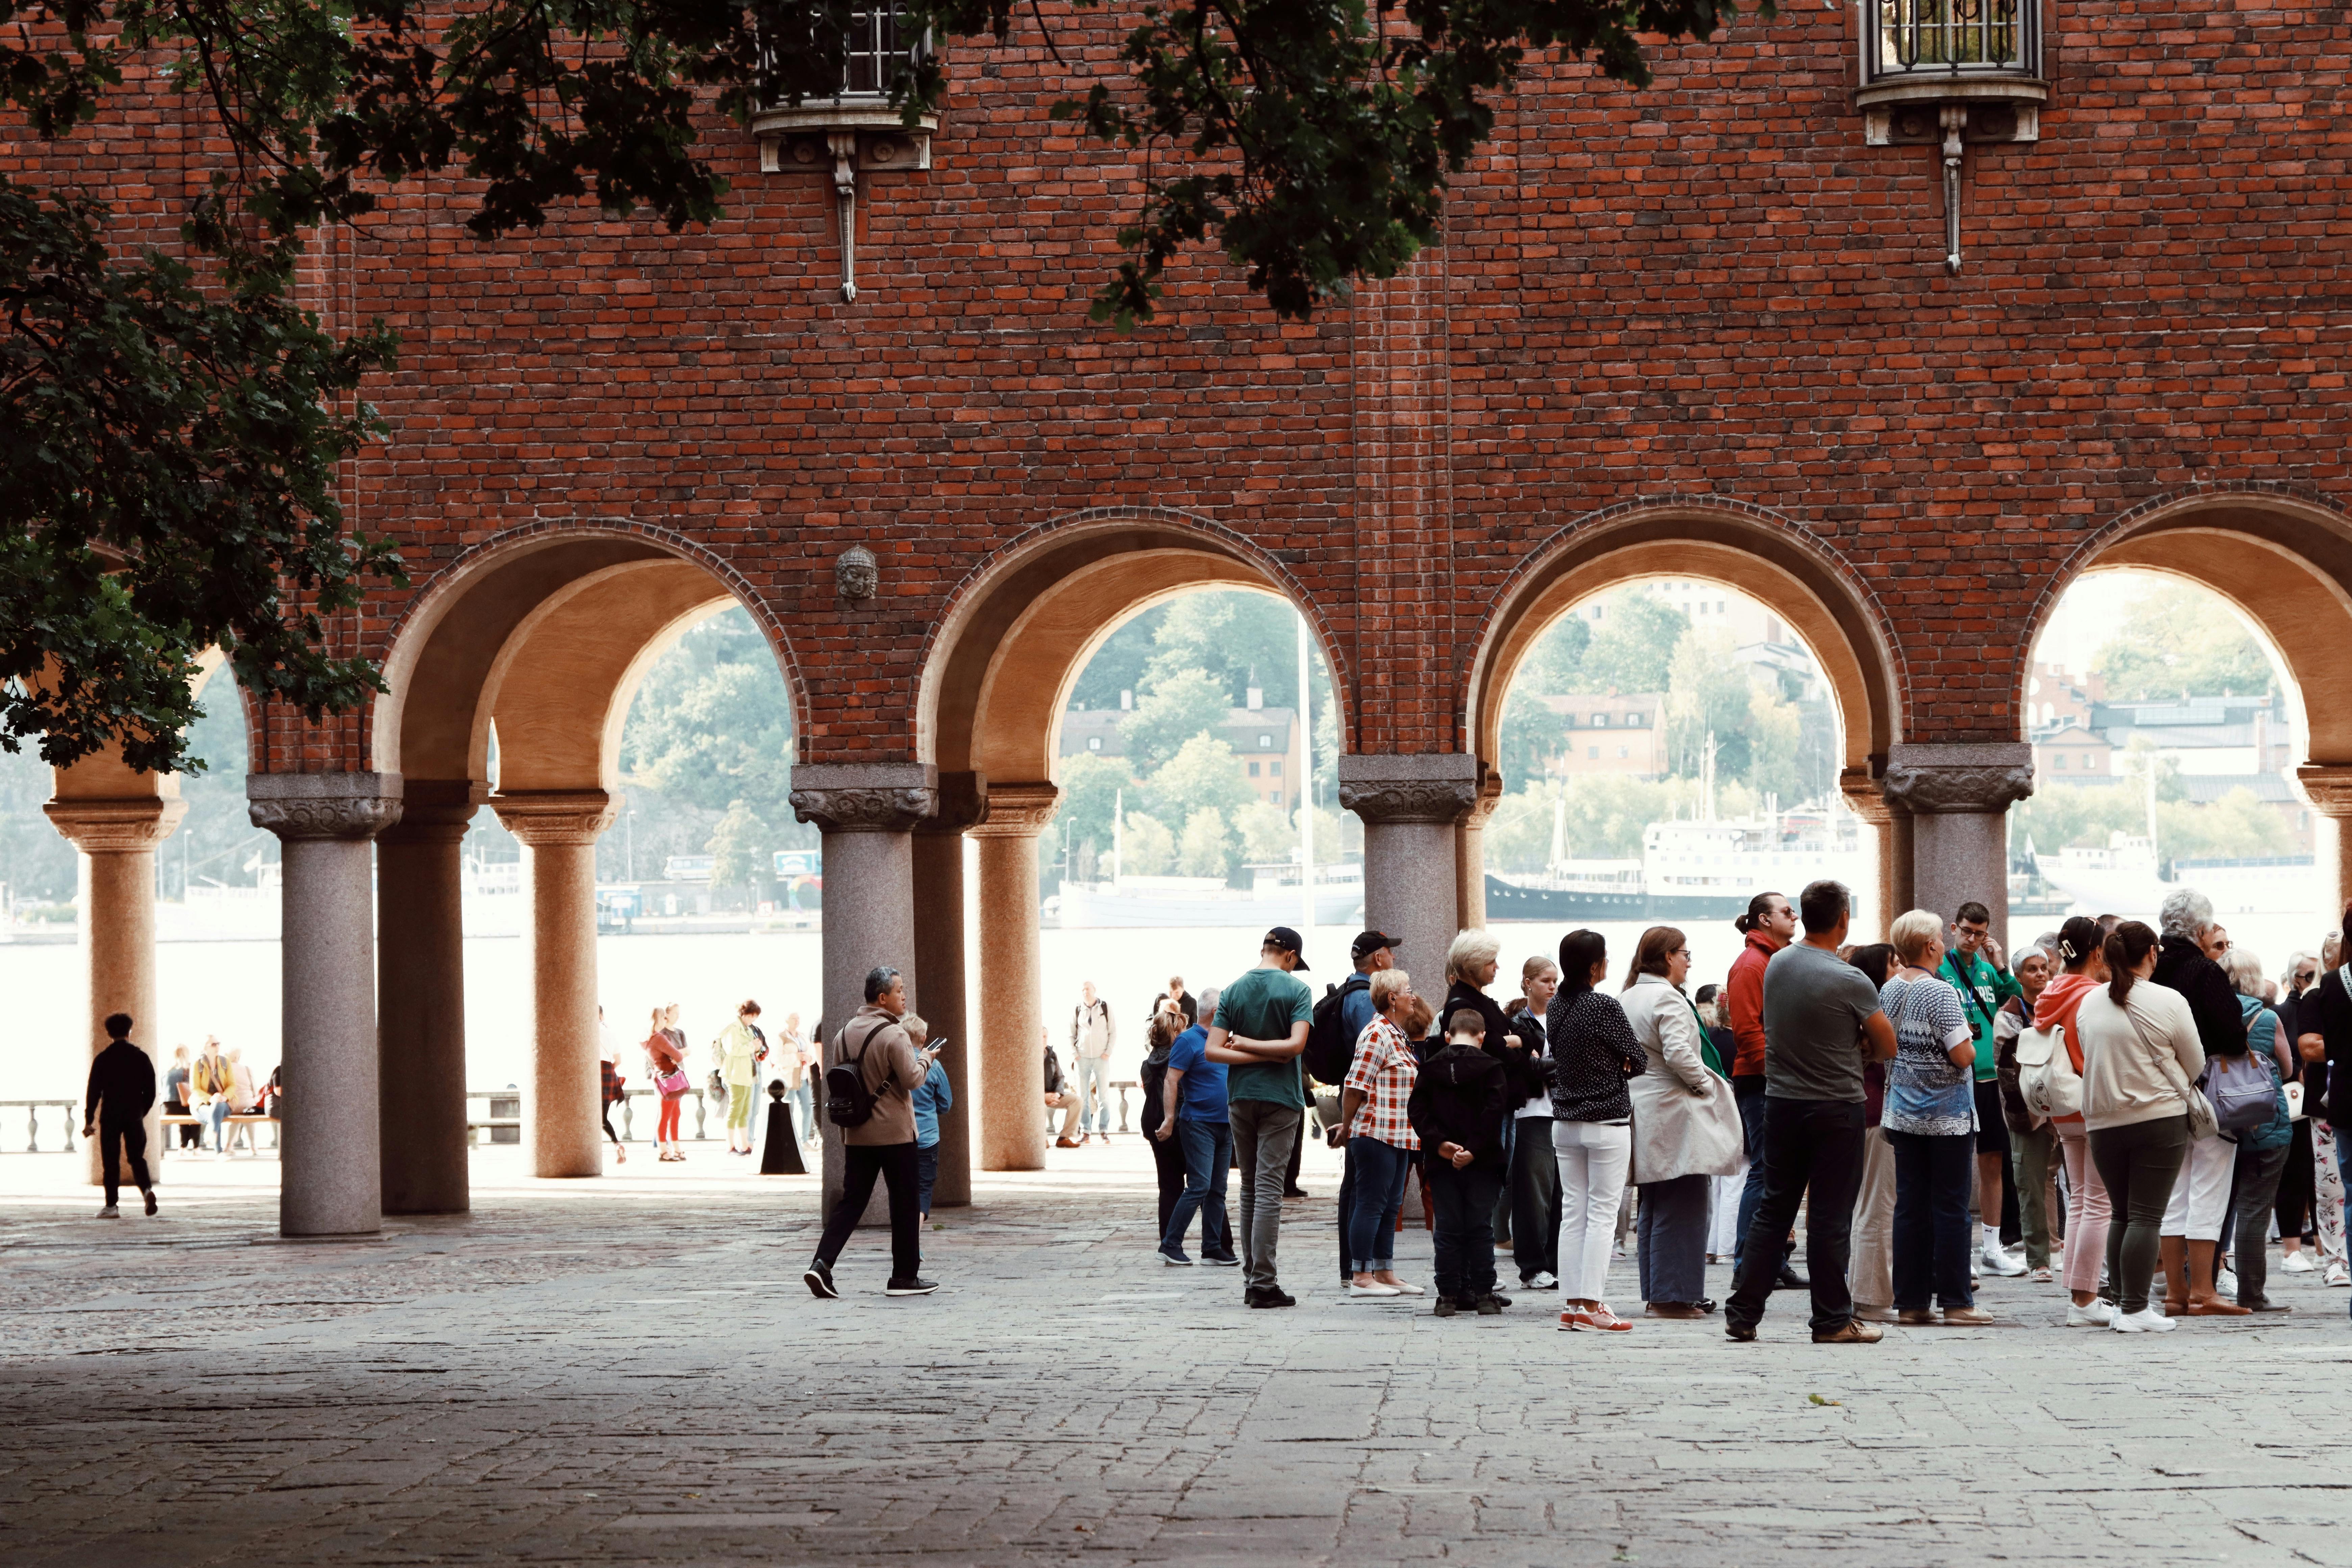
[45,795,188,853]
[2297,765,2352,818]
[1338,753,1482,825]
[1881,743,2035,815]
[379,779,488,846]
[968,781,1061,839]
[490,789,620,847]
[790,763,937,834]
[247,772,405,842]
[918,770,991,836]
[1459,771,1505,831]
[1837,765,1906,827]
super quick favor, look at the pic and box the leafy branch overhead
[2,0,1754,770]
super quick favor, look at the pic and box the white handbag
[2014,1021,2082,1121]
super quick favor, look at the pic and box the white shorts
[2160,1131,2235,1242]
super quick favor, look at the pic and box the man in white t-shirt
[1071,982,1117,1143]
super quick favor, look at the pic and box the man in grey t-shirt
[1726,880,1896,1345]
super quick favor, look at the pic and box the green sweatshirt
[1939,948,2022,1083]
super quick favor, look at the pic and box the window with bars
[840,6,918,96]
[1866,0,2038,82]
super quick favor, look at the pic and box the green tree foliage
[7,0,1753,773]
[1575,594,1690,696]
[2160,790,2293,863]
[1149,732,1255,828]
[1178,807,1231,877]
[1120,669,1232,774]
[1120,812,1176,877]
[706,799,773,889]
[2092,585,2279,703]
[1234,800,1295,864]
[1067,605,1166,711]
[1049,752,1135,875]
[1145,592,1296,711]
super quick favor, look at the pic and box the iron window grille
[1865,0,2038,82]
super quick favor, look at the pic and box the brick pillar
[247,772,405,1237]
[45,796,186,1187]
[1341,755,1480,985]
[376,780,484,1213]
[1881,744,2035,949]
[1839,766,1912,941]
[913,771,986,1207]
[966,783,1060,1174]
[790,763,936,1221]
[491,789,621,1180]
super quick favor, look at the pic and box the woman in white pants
[1545,929,1646,1332]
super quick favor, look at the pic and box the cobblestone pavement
[4,1143,2350,1567]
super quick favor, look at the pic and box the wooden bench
[158,1112,279,1156]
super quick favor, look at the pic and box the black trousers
[1148,1122,1188,1237]
[1728,1097,1866,1335]
[814,1142,921,1281]
[100,1118,152,1206]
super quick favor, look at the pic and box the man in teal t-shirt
[1206,927,1315,1306]
[1935,899,2025,1278]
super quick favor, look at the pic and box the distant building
[2032,724,2115,784]
[1538,692,1669,779]
[2029,685,2309,850]
[1060,697,1301,811]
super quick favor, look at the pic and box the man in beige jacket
[805,966,939,1299]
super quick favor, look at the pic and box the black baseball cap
[1264,926,1309,970]
[1351,929,1403,962]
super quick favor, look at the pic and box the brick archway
[1465,499,1908,781]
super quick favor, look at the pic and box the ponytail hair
[2056,915,2102,974]
[1734,892,1783,936]
[1557,930,1608,998]
[2105,920,2159,1008]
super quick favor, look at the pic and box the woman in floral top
[1880,910,1988,1325]
[1338,968,1425,1298]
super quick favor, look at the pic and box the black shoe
[142,1190,158,1217]
[1694,1298,1718,1315]
[1725,1321,1758,1342]
[1433,1298,1460,1318]
[1776,1264,1810,1290]
[1474,1294,1505,1316]
[1489,1292,1512,1309]
[1282,1188,1309,1200]
[884,1276,940,1296]
[1200,1253,1241,1268]
[804,1261,839,1300]
[1245,1286,1296,1308]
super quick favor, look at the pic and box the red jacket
[1727,929,1782,1078]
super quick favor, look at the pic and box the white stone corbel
[1941,104,1968,275]
[829,130,860,303]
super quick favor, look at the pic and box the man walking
[1206,927,1316,1307]
[805,966,940,1300]
[1071,982,1116,1144]
[1938,900,2026,1277]
[1726,881,1896,1344]
[83,1012,157,1218]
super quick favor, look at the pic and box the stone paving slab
[3,1149,2350,1566]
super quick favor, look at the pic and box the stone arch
[1465,498,1907,782]
[917,506,1350,784]
[2029,483,2352,909]
[371,521,805,788]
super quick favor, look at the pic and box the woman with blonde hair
[1620,926,1721,1321]
[647,1004,690,1161]
[1880,909,1991,1326]
[1337,967,1427,1297]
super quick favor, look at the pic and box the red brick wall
[13,0,2352,774]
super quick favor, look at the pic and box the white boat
[2032,832,2325,918]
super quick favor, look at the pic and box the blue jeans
[1163,1118,1233,1260]
[1344,1137,1411,1273]
[2335,1130,2352,1317]
[204,1099,231,1152]
[1428,1161,1504,1302]
[790,1081,816,1145]
[1733,1078,1769,1265]
[1887,1128,1976,1311]
[916,1145,939,1219]
[1077,1057,1112,1134]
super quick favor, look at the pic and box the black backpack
[823,1020,892,1129]
[1303,973,1372,1086]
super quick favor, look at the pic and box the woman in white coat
[1621,926,1732,1318]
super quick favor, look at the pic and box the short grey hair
[2222,947,2266,998]
[2158,887,2214,940]
[1195,985,1220,1024]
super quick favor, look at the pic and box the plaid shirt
[1344,1017,1421,1151]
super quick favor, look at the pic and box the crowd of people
[603,1001,823,1163]
[800,881,2352,1326]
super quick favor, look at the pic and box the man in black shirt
[82,1012,158,1218]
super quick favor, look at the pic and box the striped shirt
[1344,1016,1421,1151]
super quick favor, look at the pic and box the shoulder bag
[2126,998,2219,1142]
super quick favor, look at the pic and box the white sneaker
[1980,1243,2028,1278]
[2283,1252,2316,1274]
[2111,1306,2177,1333]
[96,1204,119,1219]
[2218,1268,2240,1300]
[2066,1299,2118,1327]
[2328,1261,2351,1288]
[1527,1272,1559,1291]
[1347,1281,1401,1298]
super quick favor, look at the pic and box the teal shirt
[1213,965,1314,1108]
[1938,948,2022,1083]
